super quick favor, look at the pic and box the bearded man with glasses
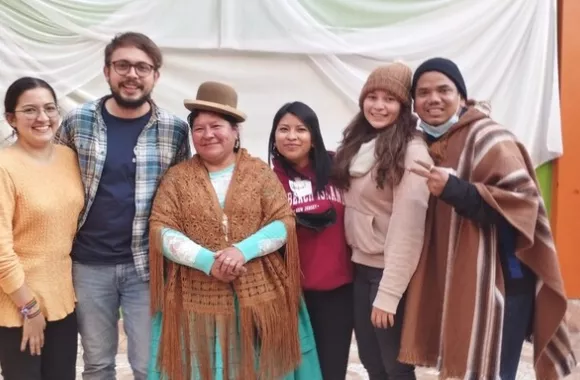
[54,31,191,380]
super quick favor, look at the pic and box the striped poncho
[399,105,577,379]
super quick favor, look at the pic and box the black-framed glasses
[110,60,155,77]
[14,105,60,120]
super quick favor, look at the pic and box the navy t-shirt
[72,105,151,265]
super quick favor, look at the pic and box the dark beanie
[411,57,467,100]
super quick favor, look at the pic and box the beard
[109,81,151,110]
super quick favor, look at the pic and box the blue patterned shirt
[54,97,191,281]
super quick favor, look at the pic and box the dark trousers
[304,283,354,380]
[353,264,415,380]
[499,289,535,380]
[0,311,77,380]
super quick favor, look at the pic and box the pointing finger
[414,159,433,170]
[408,167,431,179]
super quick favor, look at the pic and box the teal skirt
[148,297,322,380]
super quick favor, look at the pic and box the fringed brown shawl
[149,149,301,380]
[400,106,577,379]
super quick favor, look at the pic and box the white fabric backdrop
[0,0,560,165]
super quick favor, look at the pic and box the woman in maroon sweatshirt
[268,101,354,380]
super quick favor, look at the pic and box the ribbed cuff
[233,241,254,262]
[372,288,401,315]
[194,248,216,276]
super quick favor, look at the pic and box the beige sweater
[0,145,84,327]
[344,136,432,314]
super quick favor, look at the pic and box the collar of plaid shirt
[54,96,192,281]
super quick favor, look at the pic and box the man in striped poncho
[400,57,577,380]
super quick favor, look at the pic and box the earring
[234,138,240,150]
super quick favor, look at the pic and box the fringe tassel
[216,313,237,380]
[398,350,438,368]
[283,219,302,310]
[253,296,301,379]
[149,225,165,313]
[238,305,257,380]
[192,314,215,380]
[159,288,186,380]
[236,224,303,380]
[160,306,240,379]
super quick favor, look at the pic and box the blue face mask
[419,106,461,138]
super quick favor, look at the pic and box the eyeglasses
[14,105,60,120]
[110,60,155,77]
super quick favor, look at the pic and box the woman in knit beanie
[400,57,576,380]
[333,62,432,380]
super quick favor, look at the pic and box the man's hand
[408,159,450,197]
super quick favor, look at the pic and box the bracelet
[26,308,42,320]
[19,298,38,318]
[22,298,37,310]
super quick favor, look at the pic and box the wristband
[19,298,38,319]
[26,308,42,320]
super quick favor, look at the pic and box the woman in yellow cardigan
[0,77,84,380]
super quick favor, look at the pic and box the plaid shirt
[54,97,191,281]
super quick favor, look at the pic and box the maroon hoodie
[272,157,353,291]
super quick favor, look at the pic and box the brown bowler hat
[184,81,246,122]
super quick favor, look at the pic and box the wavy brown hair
[332,102,418,190]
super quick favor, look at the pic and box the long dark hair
[3,77,58,143]
[332,101,417,190]
[268,101,332,193]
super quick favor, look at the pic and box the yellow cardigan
[0,145,84,327]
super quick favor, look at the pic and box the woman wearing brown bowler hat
[147,81,322,379]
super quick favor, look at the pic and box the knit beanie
[411,57,467,99]
[359,61,413,108]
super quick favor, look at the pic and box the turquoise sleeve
[160,228,215,275]
[233,220,287,262]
